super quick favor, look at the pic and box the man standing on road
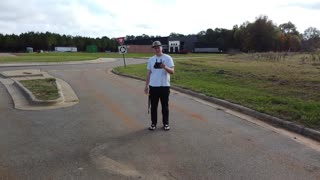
[144,41,175,131]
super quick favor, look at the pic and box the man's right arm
[145,70,151,94]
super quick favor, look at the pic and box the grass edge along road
[0,52,129,63]
[114,53,320,130]
[0,52,218,63]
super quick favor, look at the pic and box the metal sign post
[118,45,127,67]
[116,37,127,68]
[122,54,126,67]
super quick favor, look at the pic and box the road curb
[111,69,320,142]
[14,79,64,105]
[0,69,79,110]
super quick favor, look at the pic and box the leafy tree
[197,31,206,36]
[303,27,320,40]
[279,22,299,35]
[302,27,320,51]
[197,28,235,51]
[246,15,278,52]
[169,32,184,38]
[233,21,251,51]
[0,34,3,51]
[278,22,302,51]
[125,35,135,41]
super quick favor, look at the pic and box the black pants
[149,86,170,125]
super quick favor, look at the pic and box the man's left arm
[161,65,174,74]
[160,58,174,74]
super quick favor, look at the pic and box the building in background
[126,37,169,53]
[86,45,97,53]
[168,41,180,53]
[55,47,77,52]
[26,47,33,53]
[194,42,221,53]
[125,35,221,53]
[168,35,198,53]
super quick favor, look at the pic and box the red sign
[116,37,125,45]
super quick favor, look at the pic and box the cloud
[0,0,319,37]
[287,2,320,10]
[0,0,119,37]
[135,24,152,30]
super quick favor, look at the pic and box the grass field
[0,52,219,63]
[115,53,320,129]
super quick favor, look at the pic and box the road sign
[116,37,125,45]
[118,46,127,54]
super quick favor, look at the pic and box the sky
[0,0,319,38]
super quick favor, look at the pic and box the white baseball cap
[152,41,162,48]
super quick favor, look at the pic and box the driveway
[0,59,320,179]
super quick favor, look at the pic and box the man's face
[153,46,162,54]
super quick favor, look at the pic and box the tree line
[0,16,319,52]
[127,16,320,52]
[0,32,118,52]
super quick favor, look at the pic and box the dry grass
[115,53,320,129]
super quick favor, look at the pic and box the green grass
[19,78,60,100]
[0,52,220,63]
[0,52,119,63]
[114,53,320,129]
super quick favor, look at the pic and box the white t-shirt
[147,54,174,87]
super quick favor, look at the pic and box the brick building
[126,37,168,53]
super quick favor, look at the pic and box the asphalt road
[1,59,320,180]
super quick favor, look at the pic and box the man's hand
[160,63,166,68]
[160,64,174,74]
[144,86,149,95]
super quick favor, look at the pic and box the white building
[168,41,180,53]
[55,47,77,52]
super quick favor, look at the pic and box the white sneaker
[149,124,156,131]
[163,124,170,131]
